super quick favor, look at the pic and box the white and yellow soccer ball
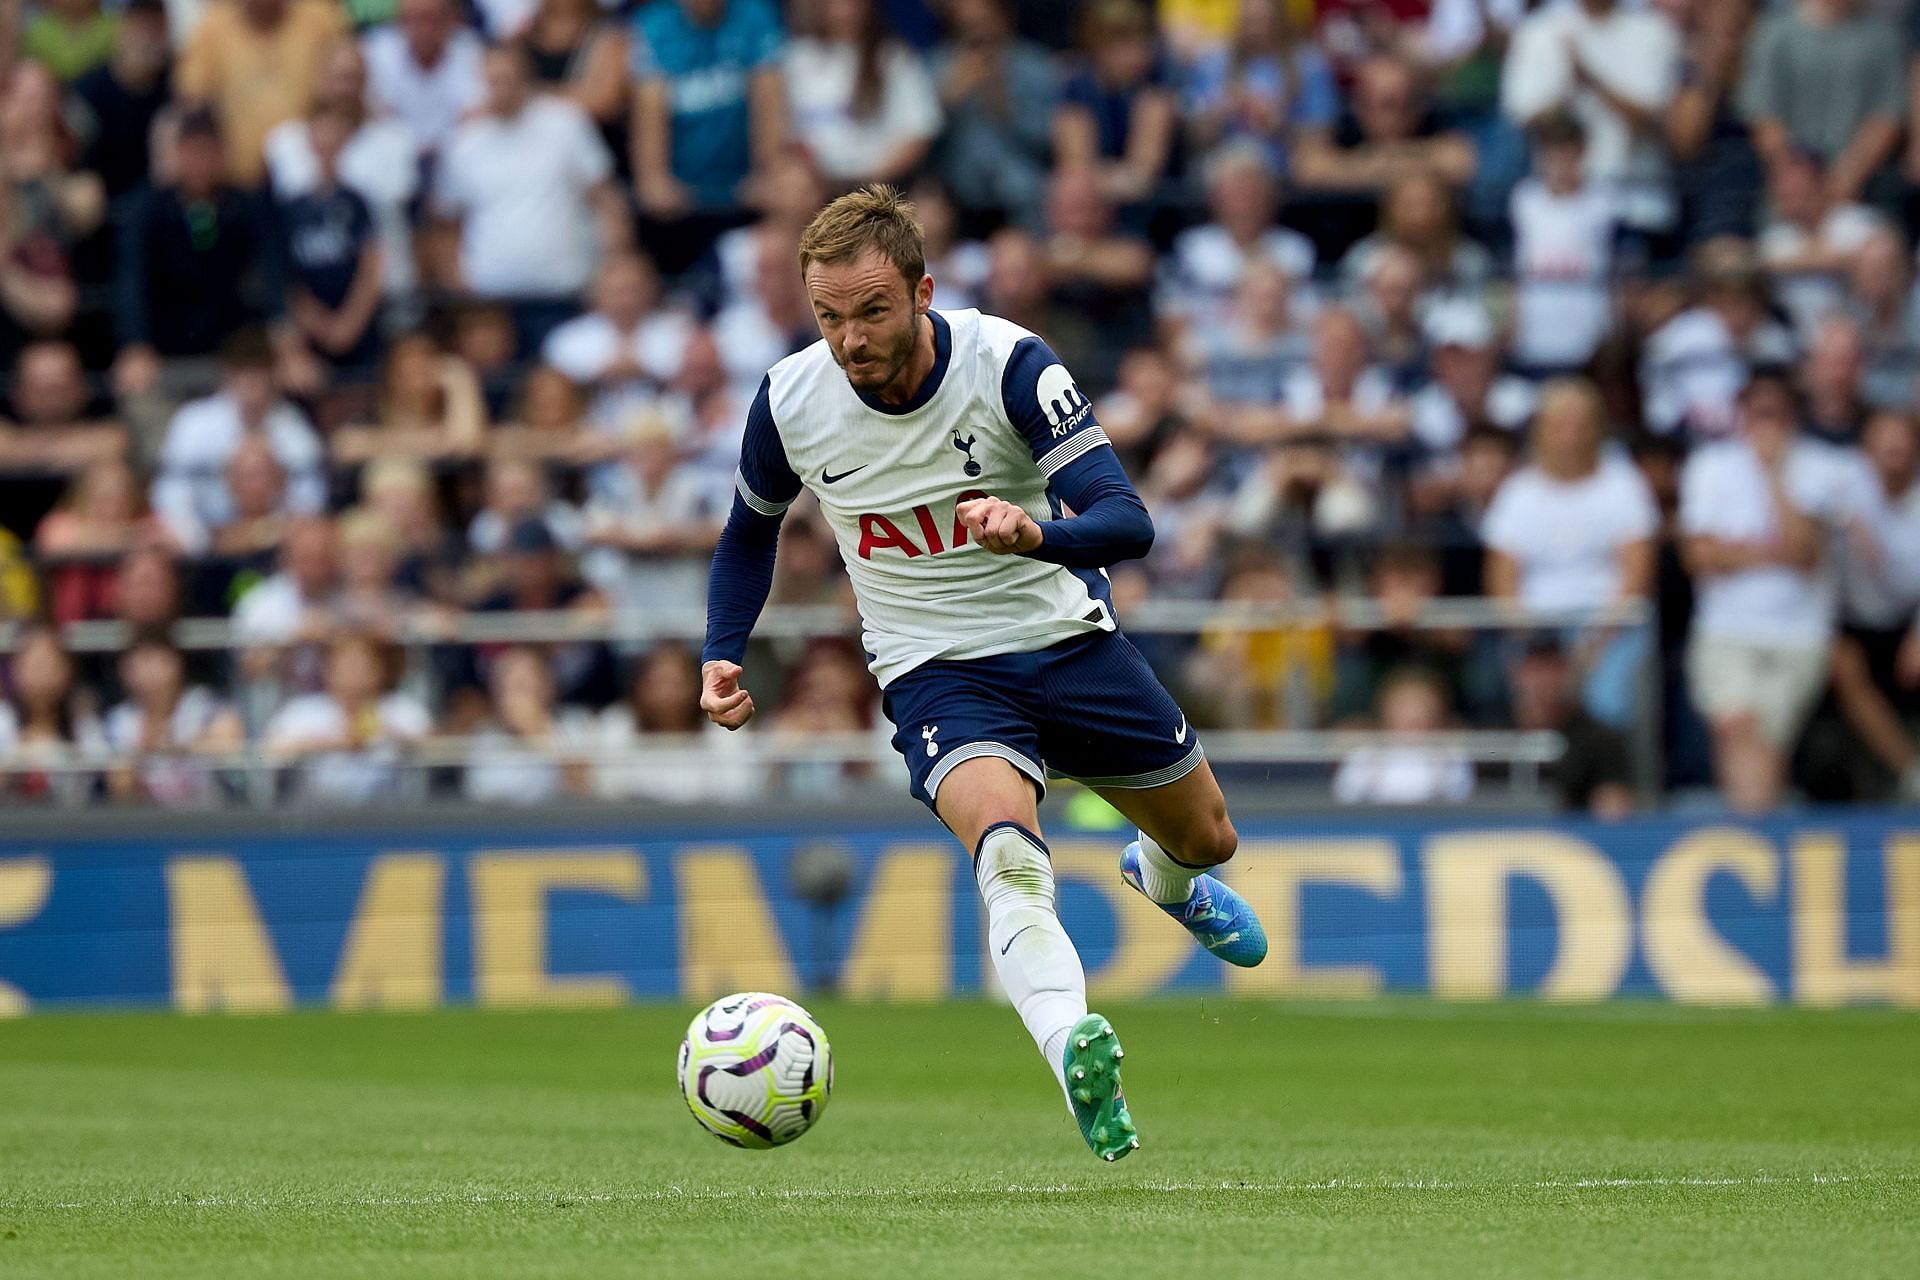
[678,992,834,1148]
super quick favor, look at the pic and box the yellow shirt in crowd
[177,0,349,186]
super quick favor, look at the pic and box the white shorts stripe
[924,741,1048,803]
[735,470,794,517]
[1036,426,1112,477]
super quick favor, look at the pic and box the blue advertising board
[0,811,1914,1013]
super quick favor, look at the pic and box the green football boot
[1061,1013,1138,1163]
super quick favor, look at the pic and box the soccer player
[700,185,1268,1162]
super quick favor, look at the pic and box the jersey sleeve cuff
[735,469,796,517]
[1035,425,1112,477]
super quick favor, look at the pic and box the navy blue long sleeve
[1026,447,1155,568]
[999,333,1154,569]
[701,493,784,666]
[702,377,801,666]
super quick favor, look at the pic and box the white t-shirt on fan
[1481,455,1658,611]
[1510,177,1616,369]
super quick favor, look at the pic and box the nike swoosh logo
[1000,923,1040,956]
[821,465,868,485]
[1175,716,1188,744]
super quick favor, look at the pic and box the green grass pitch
[2,999,1917,1278]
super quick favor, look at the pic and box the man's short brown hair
[797,183,926,288]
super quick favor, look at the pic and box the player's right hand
[700,660,756,730]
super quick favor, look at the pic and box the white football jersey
[735,309,1119,686]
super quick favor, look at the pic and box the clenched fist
[956,497,1043,554]
[701,660,756,729]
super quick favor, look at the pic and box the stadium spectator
[627,0,786,271]
[467,517,615,708]
[1508,633,1636,818]
[1182,0,1338,178]
[265,38,421,303]
[278,104,386,377]
[264,630,429,805]
[1332,666,1475,805]
[468,458,585,557]
[112,110,301,399]
[0,623,103,804]
[765,639,881,798]
[911,178,988,311]
[710,226,820,397]
[1,61,107,247]
[1275,305,1409,462]
[712,148,828,303]
[0,341,126,475]
[976,226,1056,345]
[19,0,120,83]
[1097,345,1186,475]
[1136,428,1231,596]
[1759,147,1884,341]
[35,460,166,626]
[931,0,1056,229]
[540,250,695,409]
[432,43,629,353]
[1826,409,1920,799]
[492,365,596,464]
[1351,244,1431,388]
[360,0,486,159]
[1799,316,1872,446]
[331,332,487,465]
[1182,549,1333,729]
[786,0,941,186]
[1839,224,1919,408]
[69,0,173,203]
[1507,111,1618,374]
[1641,237,1796,441]
[580,414,724,614]
[1054,0,1180,210]
[114,543,182,633]
[1483,378,1657,729]
[1188,258,1311,424]
[1339,168,1495,298]
[1679,370,1872,812]
[589,640,757,802]
[359,457,461,604]
[102,630,242,808]
[1415,424,1518,598]
[1040,166,1154,389]
[1740,0,1905,211]
[0,172,78,373]
[461,643,595,805]
[1329,544,1480,725]
[330,506,426,635]
[1156,143,1316,335]
[1408,301,1536,461]
[1666,0,1763,245]
[149,333,325,554]
[1292,54,1475,200]
[207,437,292,561]
[518,0,630,130]
[232,514,339,693]
[1500,0,1682,234]
[175,0,350,188]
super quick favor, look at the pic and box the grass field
[1,999,1916,1278]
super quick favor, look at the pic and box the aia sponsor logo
[856,490,988,559]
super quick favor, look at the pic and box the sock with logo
[975,822,1087,1095]
[1130,830,1205,905]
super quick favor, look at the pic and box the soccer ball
[678,991,834,1148]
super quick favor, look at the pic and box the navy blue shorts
[880,629,1204,812]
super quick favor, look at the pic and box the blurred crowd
[2,0,1920,816]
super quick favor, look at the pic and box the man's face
[399,0,452,56]
[484,51,531,116]
[681,0,728,25]
[1863,413,1918,488]
[226,366,276,423]
[804,250,931,397]
[1357,62,1419,143]
[16,344,86,423]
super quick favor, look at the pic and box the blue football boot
[1119,841,1268,968]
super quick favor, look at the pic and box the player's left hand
[956,497,1043,555]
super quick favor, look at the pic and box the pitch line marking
[16,1171,1920,1213]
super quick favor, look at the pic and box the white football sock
[975,823,1087,1097]
[1131,830,1202,905]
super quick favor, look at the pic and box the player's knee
[1182,814,1238,868]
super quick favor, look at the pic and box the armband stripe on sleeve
[1036,425,1112,477]
[735,470,795,517]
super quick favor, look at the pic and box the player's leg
[1036,631,1267,967]
[934,756,1137,1161]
